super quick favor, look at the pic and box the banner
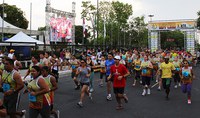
[150,32,158,52]
[50,17,72,42]
[186,31,195,54]
[149,20,196,30]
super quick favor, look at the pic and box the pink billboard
[50,17,72,42]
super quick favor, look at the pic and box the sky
[1,0,200,30]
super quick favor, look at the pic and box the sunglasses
[81,62,85,63]
[184,63,188,64]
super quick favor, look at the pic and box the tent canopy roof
[5,31,44,45]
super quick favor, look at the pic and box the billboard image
[50,17,72,42]
[149,20,196,30]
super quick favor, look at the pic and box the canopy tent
[0,16,21,29]
[5,31,44,45]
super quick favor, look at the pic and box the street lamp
[148,14,154,49]
[148,14,154,22]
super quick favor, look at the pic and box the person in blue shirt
[105,53,115,101]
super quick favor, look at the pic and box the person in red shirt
[108,56,130,110]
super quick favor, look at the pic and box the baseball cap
[10,49,15,52]
[114,55,121,60]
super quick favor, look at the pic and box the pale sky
[1,0,200,30]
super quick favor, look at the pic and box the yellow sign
[149,20,196,30]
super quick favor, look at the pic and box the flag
[83,18,86,38]
[103,18,106,38]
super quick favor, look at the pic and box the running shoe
[142,89,146,96]
[178,83,181,87]
[21,110,26,118]
[57,110,60,118]
[174,85,178,89]
[140,80,142,84]
[188,99,191,104]
[77,102,83,107]
[116,106,124,110]
[89,93,92,100]
[106,95,112,101]
[75,85,80,90]
[132,83,136,87]
[89,88,94,92]
[123,94,128,103]
[147,89,151,95]
[157,86,161,91]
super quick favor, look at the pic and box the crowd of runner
[0,48,199,117]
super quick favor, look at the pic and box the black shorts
[100,72,106,79]
[105,75,113,82]
[113,87,124,94]
[3,92,19,114]
[71,71,76,78]
[142,76,151,86]
[80,82,90,87]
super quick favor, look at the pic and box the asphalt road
[16,64,200,118]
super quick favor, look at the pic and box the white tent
[5,31,44,45]
[0,16,21,29]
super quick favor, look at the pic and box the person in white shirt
[8,49,15,59]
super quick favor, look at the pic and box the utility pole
[1,0,5,42]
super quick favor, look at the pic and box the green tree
[75,25,90,45]
[161,31,184,49]
[128,16,148,47]
[0,3,29,29]
[197,11,200,30]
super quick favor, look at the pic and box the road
[16,65,200,118]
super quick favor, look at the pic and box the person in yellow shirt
[160,56,175,100]
[132,55,141,86]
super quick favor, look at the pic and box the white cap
[114,55,121,60]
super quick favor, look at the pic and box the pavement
[10,65,200,118]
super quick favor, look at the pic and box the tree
[75,25,90,45]
[0,3,28,29]
[128,16,148,47]
[160,31,184,50]
[197,11,200,30]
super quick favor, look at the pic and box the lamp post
[148,14,154,49]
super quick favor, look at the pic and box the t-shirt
[77,67,91,83]
[110,64,128,88]
[105,59,115,75]
[160,62,175,78]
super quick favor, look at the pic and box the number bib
[176,68,180,71]
[3,83,10,92]
[72,65,76,69]
[135,65,140,69]
[29,93,37,102]
[142,69,147,74]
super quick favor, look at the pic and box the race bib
[182,71,189,77]
[72,65,76,69]
[3,83,10,92]
[29,93,37,102]
[142,69,147,74]
[135,65,140,69]
[176,68,180,71]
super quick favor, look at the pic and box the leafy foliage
[0,3,28,29]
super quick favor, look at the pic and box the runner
[0,58,24,118]
[86,54,95,92]
[160,56,175,100]
[51,54,60,83]
[105,53,115,101]
[180,60,195,104]
[27,66,50,118]
[173,57,181,88]
[42,66,58,117]
[141,55,153,96]
[76,59,92,107]
[108,55,130,110]
[69,55,80,90]
[132,54,141,86]
[99,55,106,87]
